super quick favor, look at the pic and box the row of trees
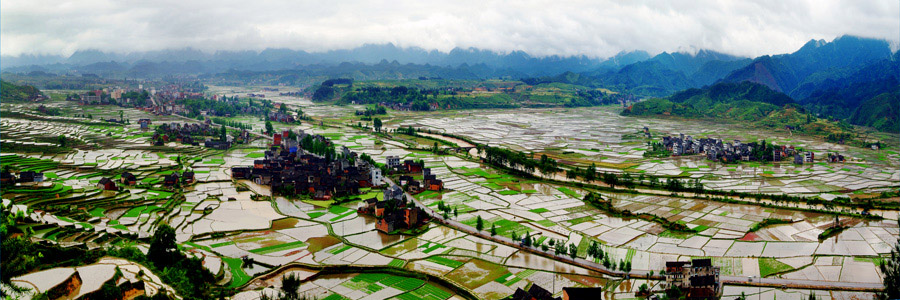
[182,96,273,119]
[356,105,387,116]
[211,117,252,130]
[299,135,337,161]
[643,141,671,158]
[583,192,695,233]
[479,146,560,178]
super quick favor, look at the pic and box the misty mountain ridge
[2,43,607,74]
[4,42,757,79]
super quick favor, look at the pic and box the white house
[386,156,400,168]
[371,168,383,186]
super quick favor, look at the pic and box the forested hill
[1,80,43,101]
[848,92,900,133]
[621,81,808,125]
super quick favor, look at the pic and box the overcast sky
[2,0,897,58]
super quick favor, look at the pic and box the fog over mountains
[1,44,628,75]
[3,35,895,100]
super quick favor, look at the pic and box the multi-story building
[665,258,721,300]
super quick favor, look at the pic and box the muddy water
[505,251,592,275]
[332,214,378,236]
[418,132,475,148]
[270,218,299,230]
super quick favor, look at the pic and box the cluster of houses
[162,171,195,187]
[665,258,721,300]
[94,170,194,192]
[69,90,105,105]
[152,122,214,147]
[1,168,195,192]
[150,121,249,149]
[357,185,430,233]
[356,156,444,233]
[510,284,599,300]
[657,133,825,164]
[230,129,379,201]
[268,111,295,123]
[0,171,45,185]
[228,130,446,234]
[385,156,443,193]
[397,168,443,193]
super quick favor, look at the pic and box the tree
[568,243,577,258]
[666,285,683,299]
[58,135,67,147]
[265,121,274,135]
[475,215,484,231]
[119,110,124,122]
[584,163,597,181]
[433,142,439,153]
[148,224,178,268]
[523,232,532,247]
[879,218,900,300]
[638,283,649,295]
[281,273,301,299]
[587,241,597,258]
[220,125,227,141]
[554,243,565,256]
[373,118,382,132]
[490,224,497,236]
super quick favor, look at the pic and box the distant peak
[798,39,827,52]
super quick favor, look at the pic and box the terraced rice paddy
[3,95,895,299]
[398,106,899,199]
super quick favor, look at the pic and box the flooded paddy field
[234,271,464,300]
[396,106,899,199]
[2,95,894,299]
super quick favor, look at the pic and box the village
[69,83,298,124]
[229,129,443,234]
[653,131,846,164]
[512,258,720,300]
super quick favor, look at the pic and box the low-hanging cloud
[1,0,897,58]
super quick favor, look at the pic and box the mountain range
[1,44,627,78]
[3,35,897,132]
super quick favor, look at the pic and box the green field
[758,258,794,277]
[426,256,465,268]
[223,257,251,288]
[248,240,307,254]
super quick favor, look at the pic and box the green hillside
[309,78,619,110]
[849,92,900,133]
[623,81,796,122]
[1,80,43,102]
